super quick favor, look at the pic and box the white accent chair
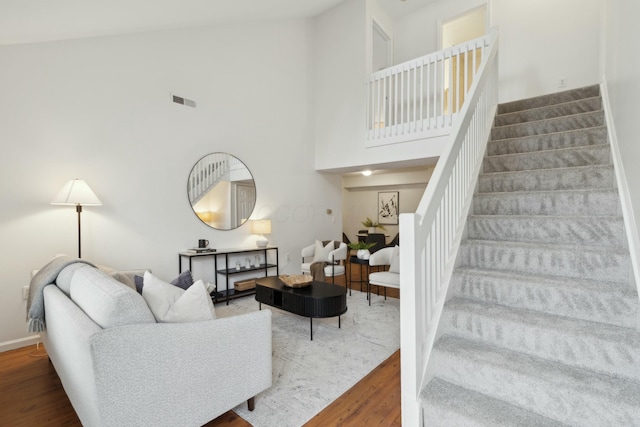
[368,246,400,301]
[301,240,348,283]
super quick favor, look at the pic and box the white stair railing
[399,29,499,427]
[366,33,492,147]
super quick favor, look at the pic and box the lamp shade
[251,219,271,235]
[51,179,102,206]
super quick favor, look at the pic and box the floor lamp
[51,179,102,258]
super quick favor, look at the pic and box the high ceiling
[0,0,434,46]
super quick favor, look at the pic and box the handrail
[366,33,492,147]
[399,29,499,426]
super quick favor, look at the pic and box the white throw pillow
[312,240,334,263]
[141,271,216,323]
[389,246,400,274]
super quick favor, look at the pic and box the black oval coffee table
[255,276,347,340]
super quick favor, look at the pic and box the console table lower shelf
[254,276,347,340]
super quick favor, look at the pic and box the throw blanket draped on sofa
[26,255,95,332]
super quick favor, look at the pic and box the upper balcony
[365,33,494,147]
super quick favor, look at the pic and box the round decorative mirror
[187,153,256,230]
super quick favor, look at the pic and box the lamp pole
[76,204,83,258]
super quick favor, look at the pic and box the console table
[255,276,347,340]
[179,246,278,305]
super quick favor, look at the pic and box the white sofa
[40,263,272,427]
[368,246,400,299]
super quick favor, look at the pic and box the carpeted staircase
[421,85,640,426]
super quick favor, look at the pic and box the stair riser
[451,271,638,328]
[431,341,640,426]
[467,216,626,247]
[473,190,620,216]
[479,165,615,193]
[491,111,604,140]
[461,242,630,283]
[483,145,611,173]
[495,97,602,127]
[441,305,640,381]
[488,127,607,156]
[498,85,600,114]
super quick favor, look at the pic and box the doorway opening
[440,4,488,113]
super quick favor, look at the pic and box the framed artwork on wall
[378,191,399,225]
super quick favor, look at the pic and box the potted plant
[361,217,386,234]
[347,241,376,260]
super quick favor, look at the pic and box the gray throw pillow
[135,270,194,294]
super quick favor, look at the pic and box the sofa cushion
[141,271,216,323]
[134,270,194,294]
[170,270,194,290]
[70,266,156,328]
[56,263,90,296]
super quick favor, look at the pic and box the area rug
[215,289,400,427]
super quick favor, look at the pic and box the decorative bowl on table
[279,274,313,288]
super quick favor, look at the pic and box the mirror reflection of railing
[189,153,229,205]
[187,153,256,230]
[365,33,493,147]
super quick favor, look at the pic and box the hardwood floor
[1,260,400,426]
[0,345,400,427]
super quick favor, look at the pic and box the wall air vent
[172,95,197,108]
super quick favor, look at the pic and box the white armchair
[368,246,400,301]
[301,240,348,283]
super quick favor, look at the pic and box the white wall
[313,0,447,173]
[395,0,601,103]
[491,0,601,103]
[603,0,640,258]
[0,19,342,349]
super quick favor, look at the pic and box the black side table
[348,256,371,303]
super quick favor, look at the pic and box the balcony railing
[366,33,494,146]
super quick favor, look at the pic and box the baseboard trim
[0,335,41,353]
[600,79,640,330]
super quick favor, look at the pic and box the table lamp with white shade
[51,179,102,258]
[251,219,271,248]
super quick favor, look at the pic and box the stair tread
[463,238,629,254]
[430,335,640,425]
[489,125,606,145]
[446,297,640,342]
[480,163,613,178]
[485,142,609,160]
[497,85,600,114]
[466,214,626,248]
[495,103,603,129]
[495,96,601,120]
[494,108,603,129]
[454,266,637,297]
[475,187,620,201]
[491,110,604,140]
[421,378,565,427]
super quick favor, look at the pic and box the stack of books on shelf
[187,248,216,253]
